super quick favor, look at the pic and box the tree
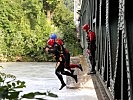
[52,1,82,56]
[0,0,55,61]
[63,0,74,12]
[42,0,60,21]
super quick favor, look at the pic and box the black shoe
[59,83,66,90]
[73,75,78,83]
[78,64,83,71]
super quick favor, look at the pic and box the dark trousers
[89,50,96,71]
[55,62,74,85]
[64,52,70,69]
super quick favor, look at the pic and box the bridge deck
[67,55,113,100]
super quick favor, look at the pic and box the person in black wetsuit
[45,39,78,90]
[45,37,83,73]
[55,38,83,72]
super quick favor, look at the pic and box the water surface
[0,62,97,100]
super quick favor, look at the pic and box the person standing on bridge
[45,39,78,90]
[82,24,96,74]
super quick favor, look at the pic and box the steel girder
[79,0,133,99]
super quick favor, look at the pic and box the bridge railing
[78,0,133,100]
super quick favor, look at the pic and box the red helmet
[47,39,55,47]
[56,39,64,45]
[82,24,90,31]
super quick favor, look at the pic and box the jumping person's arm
[47,44,59,54]
[55,61,60,69]
[55,56,62,69]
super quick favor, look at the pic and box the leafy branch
[0,66,58,99]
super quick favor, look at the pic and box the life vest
[87,31,96,42]
[87,31,96,51]
[55,39,70,67]
[55,39,65,54]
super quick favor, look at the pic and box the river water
[0,62,98,100]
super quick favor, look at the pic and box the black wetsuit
[47,43,77,90]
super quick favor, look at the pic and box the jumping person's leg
[70,64,83,71]
[61,70,78,83]
[65,51,83,71]
[65,52,75,74]
[55,66,66,90]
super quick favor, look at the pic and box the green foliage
[63,0,74,12]
[0,0,55,61]
[53,2,74,27]
[42,0,59,12]
[0,72,26,99]
[0,67,58,99]
[47,90,58,97]
[22,91,58,99]
[53,1,82,56]
[0,0,82,62]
